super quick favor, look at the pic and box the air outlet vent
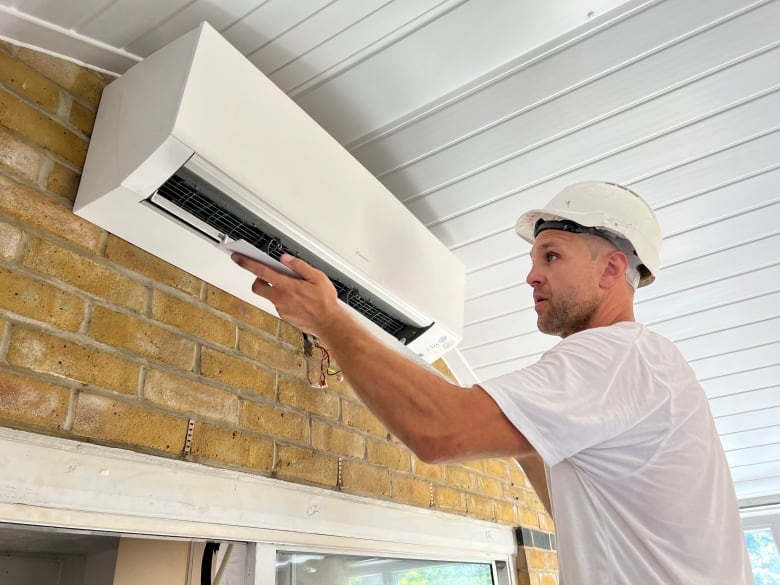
[148,168,428,344]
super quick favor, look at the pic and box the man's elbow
[404,434,455,465]
[405,432,480,464]
[406,428,536,464]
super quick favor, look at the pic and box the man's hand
[231,252,344,337]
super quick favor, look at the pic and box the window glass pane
[276,551,493,585]
[745,528,780,585]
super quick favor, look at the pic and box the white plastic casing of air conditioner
[74,22,464,363]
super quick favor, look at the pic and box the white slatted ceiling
[260,0,453,94]
[0,0,777,504]
[124,0,263,56]
[9,0,113,29]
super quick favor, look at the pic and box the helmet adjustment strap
[533,219,644,289]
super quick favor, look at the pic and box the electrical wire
[201,542,219,585]
[306,342,342,388]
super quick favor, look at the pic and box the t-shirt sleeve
[479,327,670,467]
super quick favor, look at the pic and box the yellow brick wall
[0,39,557,583]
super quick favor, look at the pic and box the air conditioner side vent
[148,168,430,345]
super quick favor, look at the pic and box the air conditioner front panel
[170,24,464,335]
[74,23,464,364]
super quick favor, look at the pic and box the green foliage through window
[392,563,492,585]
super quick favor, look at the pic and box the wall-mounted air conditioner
[74,23,464,363]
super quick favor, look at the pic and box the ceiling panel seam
[421,84,780,230]
[346,0,770,170]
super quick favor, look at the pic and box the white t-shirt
[480,322,753,585]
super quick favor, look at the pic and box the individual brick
[200,347,275,399]
[89,305,196,371]
[340,460,390,497]
[518,506,540,529]
[238,328,302,376]
[366,438,411,472]
[6,327,140,395]
[0,369,70,429]
[494,500,518,525]
[68,99,94,136]
[24,237,146,312]
[526,549,547,572]
[486,458,510,480]
[0,268,85,331]
[411,456,444,482]
[503,482,527,506]
[311,420,365,458]
[72,392,186,454]
[143,369,239,424]
[0,174,103,252]
[433,485,466,513]
[461,459,486,473]
[0,51,60,113]
[240,399,308,442]
[0,126,45,183]
[278,320,304,351]
[0,221,23,260]
[46,163,80,202]
[206,285,278,336]
[190,422,274,472]
[104,235,201,296]
[466,493,495,521]
[542,550,558,570]
[341,399,387,437]
[390,473,431,508]
[17,48,109,108]
[151,289,235,348]
[524,489,545,512]
[445,466,478,491]
[510,460,532,489]
[0,88,87,166]
[478,474,506,498]
[275,444,338,487]
[277,375,339,419]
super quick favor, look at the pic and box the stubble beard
[537,290,601,338]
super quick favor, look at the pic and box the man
[233,181,753,584]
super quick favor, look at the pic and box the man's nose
[526,263,542,287]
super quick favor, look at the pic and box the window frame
[741,503,780,580]
[0,427,516,585]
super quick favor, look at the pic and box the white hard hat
[516,181,662,287]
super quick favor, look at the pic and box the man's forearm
[232,252,535,464]
[317,308,475,461]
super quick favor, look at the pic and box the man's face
[526,230,603,338]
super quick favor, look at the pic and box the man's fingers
[280,253,323,282]
[251,277,275,298]
[231,252,290,284]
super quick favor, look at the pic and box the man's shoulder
[564,321,645,345]
[554,322,679,365]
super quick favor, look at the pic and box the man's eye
[546,253,558,262]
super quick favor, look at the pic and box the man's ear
[600,251,629,288]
